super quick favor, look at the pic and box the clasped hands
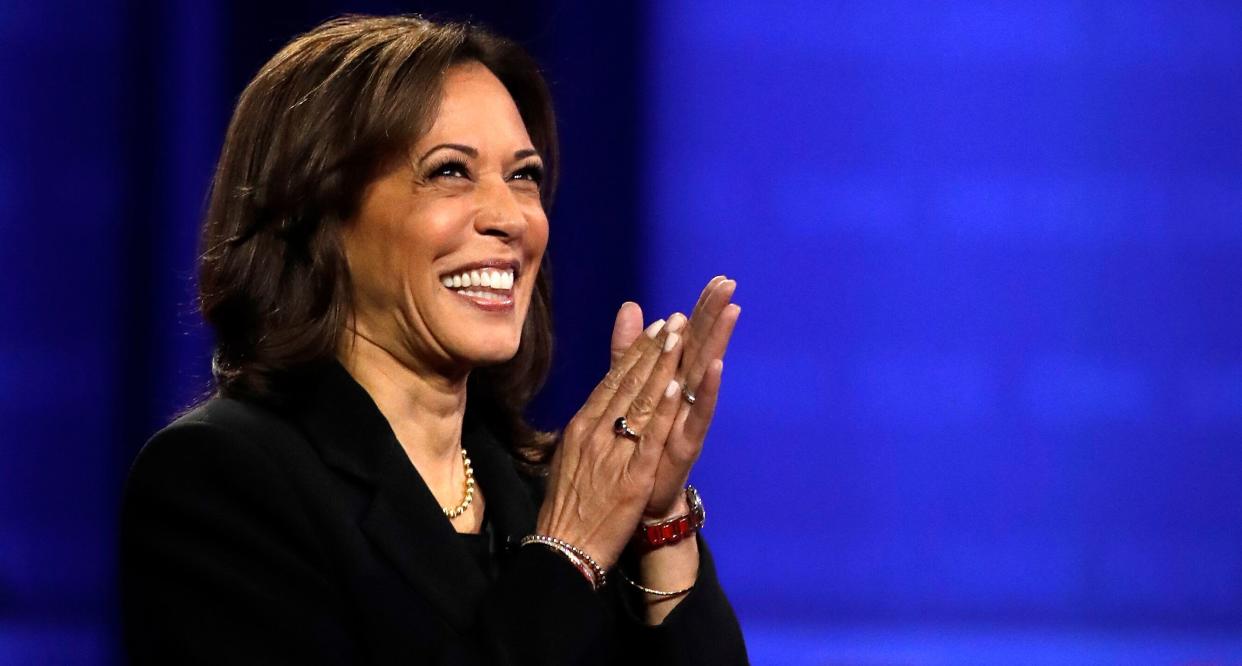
[535,276,740,570]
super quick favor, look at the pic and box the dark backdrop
[3,1,1241,663]
[2,1,644,662]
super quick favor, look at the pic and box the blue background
[2,1,1240,663]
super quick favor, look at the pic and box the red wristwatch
[632,486,705,550]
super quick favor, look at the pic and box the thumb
[610,301,644,366]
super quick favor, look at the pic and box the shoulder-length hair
[198,15,558,467]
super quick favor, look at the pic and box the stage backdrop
[639,1,1242,662]
[1,1,1240,663]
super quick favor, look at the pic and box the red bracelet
[632,486,705,551]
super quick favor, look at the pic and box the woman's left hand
[610,276,740,519]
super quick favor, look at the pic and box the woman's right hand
[535,305,687,570]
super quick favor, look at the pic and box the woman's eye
[428,161,469,180]
[511,164,544,186]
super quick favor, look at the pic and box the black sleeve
[121,421,358,664]
[607,535,750,665]
[120,421,614,665]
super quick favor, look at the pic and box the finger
[579,315,667,422]
[595,314,685,442]
[681,280,736,382]
[693,279,736,343]
[615,333,682,473]
[685,303,740,390]
[627,378,682,477]
[691,275,728,319]
[621,325,684,434]
[682,359,724,444]
[682,277,729,362]
[610,301,644,367]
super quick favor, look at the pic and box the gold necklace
[442,448,474,519]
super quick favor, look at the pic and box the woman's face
[342,62,548,373]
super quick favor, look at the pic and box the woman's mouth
[439,266,516,312]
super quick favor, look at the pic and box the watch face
[687,486,705,527]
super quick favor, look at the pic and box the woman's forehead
[417,63,534,154]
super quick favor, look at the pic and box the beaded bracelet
[617,569,695,598]
[552,547,596,589]
[519,535,608,590]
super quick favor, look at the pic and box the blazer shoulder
[130,397,306,481]
[170,396,303,442]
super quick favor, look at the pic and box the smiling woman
[342,62,549,374]
[119,13,746,666]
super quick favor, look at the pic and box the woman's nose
[473,179,527,239]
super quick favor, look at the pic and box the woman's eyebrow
[417,144,541,162]
[419,143,477,162]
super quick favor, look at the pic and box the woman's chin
[456,340,520,367]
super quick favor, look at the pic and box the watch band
[632,486,705,550]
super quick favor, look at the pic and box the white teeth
[458,290,509,302]
[441,268,515,292]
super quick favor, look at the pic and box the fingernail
[644,319,666,338]
[664,332,680,352]
[666,313,687,333]
[665,379,680,398]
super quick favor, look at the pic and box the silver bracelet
[519,535,608,589]
[618,569,695,597]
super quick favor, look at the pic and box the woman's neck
[337,328,469,473]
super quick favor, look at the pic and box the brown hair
[198,14,558,466]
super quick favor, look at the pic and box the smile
[439,262,518,312]
[440,267,515,291]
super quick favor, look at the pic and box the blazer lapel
[361,463,487,634]
[285,360,519,635]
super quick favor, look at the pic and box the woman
[120,14,746,665]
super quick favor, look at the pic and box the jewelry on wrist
[632,486,705,551]
[618,568,695,598]
[519,534,608,590]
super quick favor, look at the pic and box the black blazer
[120,360,748,665]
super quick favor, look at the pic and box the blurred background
[2,1,1240,663]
